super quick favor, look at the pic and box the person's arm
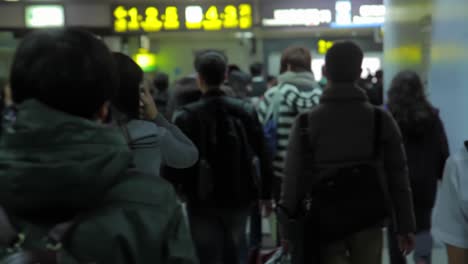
[382,111,416,234]
[246,105,274,201]
[432,156,468,262]
[154,114,199,169]
[435,114,450,179]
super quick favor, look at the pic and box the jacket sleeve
[382,111,416,234]
[435,114,450,179]
[162,110,198,190]
[166,203,199,264]
[248,106,274,200]
[279,113,310,240]
[154,115,199,169]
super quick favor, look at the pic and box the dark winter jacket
[0,100,198,264]
[165,89,274,209]
[392,108,449,231]
[281,83,416,236]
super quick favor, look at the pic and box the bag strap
[372,107,383,159]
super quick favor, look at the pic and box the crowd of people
[0,28,464,264]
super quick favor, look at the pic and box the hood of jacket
[0,100,132,218]
[278,71,317,91]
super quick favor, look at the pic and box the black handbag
[299,107,393,244]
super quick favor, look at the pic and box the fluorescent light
[25,5,65,28]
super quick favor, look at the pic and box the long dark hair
[112,52,143,121]
[388,70,436,136]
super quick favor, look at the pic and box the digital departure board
[113,3,253,33]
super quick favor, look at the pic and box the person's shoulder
[126,120,163,142]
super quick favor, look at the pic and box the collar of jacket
[320,83,369,103]
[278,71,317,89]
[201,88,226,99]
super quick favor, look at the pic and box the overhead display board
[112,2,253,33]
[261,0,384,29]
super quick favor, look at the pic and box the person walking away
[249,63,268,98]
[164,51,274,264]
[367,70,384,106]
[0,29,197,264]
[153,72,171,119]
[111,53,198,177]
[432,141,468,264]
[387,70,449,264]
[280,41,416,264]
[257,46,322,201]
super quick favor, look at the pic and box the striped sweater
[258,72,322,178]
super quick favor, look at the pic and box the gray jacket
[125,115,199,176]
[282,83,416,235]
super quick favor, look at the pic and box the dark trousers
[190,208,249,264]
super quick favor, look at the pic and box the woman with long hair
[387,70,449,264]
[112,52,198,177]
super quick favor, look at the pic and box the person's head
[388,70,427,106]
[267,75,278,88]
[228,64,241,75]
[375,70,383,83]
[10,29,117,120]
[324,41,363,83]
[194,51,227,93]
[228,70,250,99]
[153,72,169,92]
[388,70,434,132]
[111,52,144,120]
[280,46,312,74]
[249,62,263,77]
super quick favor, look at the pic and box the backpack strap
[372,107,383,159]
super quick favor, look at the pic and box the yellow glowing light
[239,4,253,29]
[141,7,163,32]
[318,40,334,54]
[164,6,180,30]
[203,6,223,30]
[112,4,253,33]
[385,45,422,64]
[133,49,157,72]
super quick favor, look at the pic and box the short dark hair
[112,52,143,120]
[195,51,227,87]
[280,46,312,73]
[325,41,364,83]
[153,72,169,91]
[10,29,117,119]
[249,62,263,77]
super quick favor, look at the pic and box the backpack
[281,108,392,259]
[186,100,260,208]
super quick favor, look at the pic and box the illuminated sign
[262,9,332,27]
[25,5,64,28]
[261,0,384,28]
[133,49,157,72]
[317,39,334,54]
[113,3,253,33]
